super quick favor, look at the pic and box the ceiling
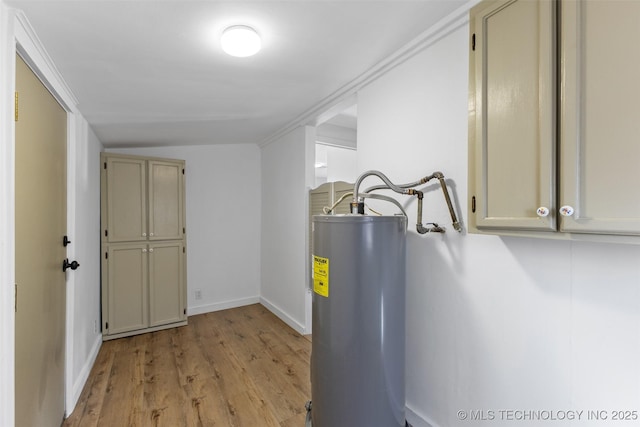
[7,0,467,148]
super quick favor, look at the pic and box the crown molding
[258,0,480,148]
[14,10,79,110]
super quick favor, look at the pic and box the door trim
[1,6,80,426]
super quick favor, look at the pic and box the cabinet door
[471,0,556,231]
[105,156,147,242]
[148,241,185,327]
[106,243,149,335]
[560,0,640,235]
[148,160,184,240]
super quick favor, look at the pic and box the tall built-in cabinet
[101,153,187,340]
[469,0,640,239]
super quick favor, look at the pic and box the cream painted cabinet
[148,241,185,327]
[101,153,187,339]
[104,242,185,336]
[148,160,184,240]
[559,0,640,235]
[104,156,147,242]
[469,0,556,232]
[103,156,184,242]
[469,0,640,238]
[105,243,149,335]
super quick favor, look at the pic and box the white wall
[260,126,315,333]
[325,145,356,183]
[0,4,16,426]
[108,144,262,314]
[65,116,104,412]
[357,21,640,427]
[314,143,357,187]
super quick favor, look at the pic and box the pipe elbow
[407,189,423,199]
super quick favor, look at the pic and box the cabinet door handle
[559,205,575,217]
[142,249,147,253]
[149,248,154,253]
[142,232,147,237]
[536,207,550,217]
[150,232,154,237]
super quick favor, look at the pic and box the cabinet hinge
[105,322,109,330]
[14,92,19,121]
[105,229,108,237]
[183,247,185,253]
[182,168,185,175]
[183,308,186,315]
[14,284,17,312]
[472,196,476,213]
[183,227,185,234]
[472,33,476,51]
[105,251,108,259]
[104,162,107,170]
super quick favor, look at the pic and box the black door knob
[62,258,80,272]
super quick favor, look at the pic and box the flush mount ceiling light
[221,25,262,57]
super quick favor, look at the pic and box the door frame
[0,6,80,426]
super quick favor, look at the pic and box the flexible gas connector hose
[351,169,461,234]
[323,191,408,218]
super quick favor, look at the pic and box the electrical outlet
[195,289,202,300]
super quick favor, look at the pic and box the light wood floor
[63,304,311,427]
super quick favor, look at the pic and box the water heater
[310,214,407,427]
[307,170,460,427]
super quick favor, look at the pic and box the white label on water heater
[313,255,329,297]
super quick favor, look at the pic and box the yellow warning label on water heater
[313,255,329,297]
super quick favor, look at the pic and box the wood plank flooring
[63,304,311,427]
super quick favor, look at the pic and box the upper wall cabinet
[102,154,185,242]
[559,1,640,235]
[469,0,640,238]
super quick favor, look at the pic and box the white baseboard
[259,296,306,335]
[188,296,260,316]
[406,405,437,427]
[66,334,101,417]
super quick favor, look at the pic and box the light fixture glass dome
[221,25,262,57]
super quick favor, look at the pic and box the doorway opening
[314,103,357,188]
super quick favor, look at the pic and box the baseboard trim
[66,334,101,417]
[259,296,306,335]
[188,296,260,316]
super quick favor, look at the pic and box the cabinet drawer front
[560,0,640,235]
[472,0,556,231]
